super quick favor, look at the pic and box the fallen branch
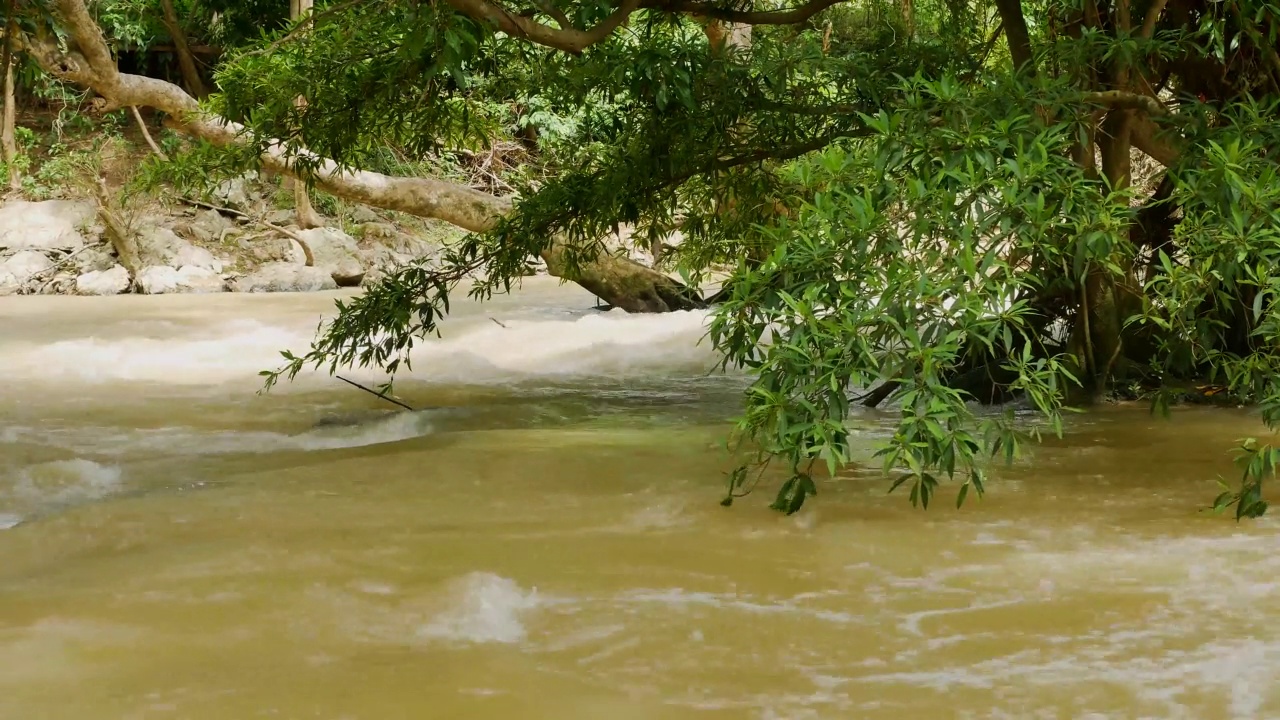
[10,244,96,292]
[130,106,168,160]
[179,196,315,266]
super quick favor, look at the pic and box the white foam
[6,459,123,508]
[419,572,541,644]
[3,412,434,457]
[0,310,717,387]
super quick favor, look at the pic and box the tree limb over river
[18,0,1280,516]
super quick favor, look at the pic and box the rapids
[1,277,1278,719]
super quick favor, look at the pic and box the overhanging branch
[447,0,849,53]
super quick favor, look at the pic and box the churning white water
[0,284,717,388]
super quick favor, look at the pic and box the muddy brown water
[2,278,1278,719]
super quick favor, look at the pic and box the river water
[1,277,1278,719]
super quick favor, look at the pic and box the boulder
[356,245,416,284]
[349,205,382,224]
[265,209,295,226]
[172,244,224,273]
[137,264,228,294]
[75,246,118,274]
[136,225,189,267]
[136,265,182,294]
[330,257,366,287]
[211,172,258,210]
[75,265,131,296]
[297,227,359,267]
[295,227,366,285]
[0,200,94,252]
[175,209,236,245]
[175,265,226,293]
[232,262,337,293]
[0,250,55,284]
[359,222,397,240]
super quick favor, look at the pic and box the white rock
[297,227,361,268]
[175,265,226,293]
[136,265,182,294]
[232,262,337,293]
[75,265,131,295]
[0,200,93,252]
[172,244,223,273]
[330,257,365,287]
[136,225,189,267]
[0,250,54,284]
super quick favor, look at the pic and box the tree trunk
[29,0,701,312]
[288,0,325,229]
[1101,0,1134,190]
[900,0,915,36]
[158,0,207,99]
[2,0,18,191]
[994,0,1036,76]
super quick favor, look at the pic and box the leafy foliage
[24,0,1280,516]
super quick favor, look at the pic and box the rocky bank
[0,177,454,297]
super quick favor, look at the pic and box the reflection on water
[2,278,1279,719]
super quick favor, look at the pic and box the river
[1,277,1278,719]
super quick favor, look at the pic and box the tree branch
[447,0,847,53]
[661,0,847,25]
[1083,90,1170,116]
[444,0,644,54]
[37,0,700,313]
[1139,0,1169,39]
[533,0,573,29]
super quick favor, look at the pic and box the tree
[1,0,20,191]
[24,0,1280,517]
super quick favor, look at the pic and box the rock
[0,200,94,252]
[75,265,131,295]
[233,262,337,293]
[75,246,118,274]
[330,257,366,287]
[296,226,366,283]
[389,231,441,261]
[297,227,359,267]
[136,265,182,294]
[137,263,229,294]
[0,250,55,284]
[359,222,397,240]
[40,272,77,294]
[175,265,226,293]
[265,209,295,226]
[350,205,382,224]
[176,209,236,245]
[211,173,257,210]
[136,225,189,267]
[172,244,224,273]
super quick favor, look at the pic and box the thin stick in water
[336,375,415,411]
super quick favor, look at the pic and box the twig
[13,244,95,292]
[489,317,507,328]
[179,196,315,266]
[130,106,169,161]
[335,374,415,411]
